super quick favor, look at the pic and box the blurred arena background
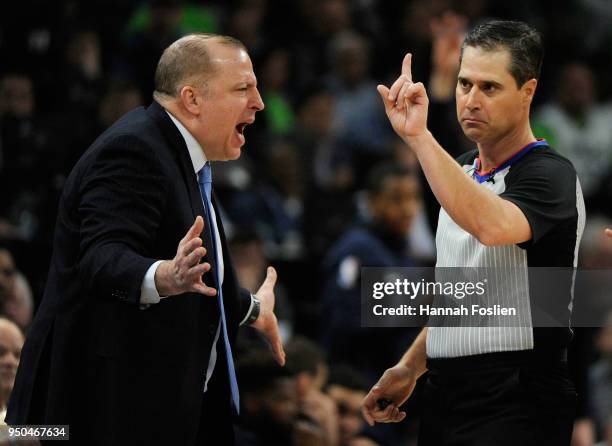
[1,0,611,444]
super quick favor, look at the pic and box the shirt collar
[165,110,207,173]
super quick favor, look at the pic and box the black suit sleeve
[239,287,253,324]
[77,135,170,304]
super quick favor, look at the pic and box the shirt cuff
[239,294,256,326]
[140,260,165,305]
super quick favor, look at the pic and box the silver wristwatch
[247,294,261,324]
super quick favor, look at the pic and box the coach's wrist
[154,260,176,297]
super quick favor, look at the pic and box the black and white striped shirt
[427,142,586,358]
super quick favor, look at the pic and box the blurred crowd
[1,0,612,444]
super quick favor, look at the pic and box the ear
[179,85,202,116]
[521,78,538,105]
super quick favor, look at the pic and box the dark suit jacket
[7,101,252,444]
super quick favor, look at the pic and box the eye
[482,83,497,93]
[458,79,471,90]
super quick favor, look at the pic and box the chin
[225,147,243,160]
[462,127,483,143]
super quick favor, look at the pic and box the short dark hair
[366,161,415,196]
[237,348,295,396]
[285,336,326,376]
[460,20,544,87]
[327,364,369,392]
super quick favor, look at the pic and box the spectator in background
[581,217,612,268]
[222,139,305,261]
[0,246,33,332]
[320,162,421,382]
[286,336,339,446]
[227,0,268,65]
[326,31,392,178]
[535,62,612,213]
[0,249,17,316]
[590,313,612,439]
[230,230,294,343]
[326,365,381,446]
[7,274,33,334]
[60,30,104,116]
[97,81,144,132]
[235,348,325,445]
[289,0,354,92]
[119,0,185,98]
[259,48,295,137]
[0,317,24,425]
[291,85,357,259]
[0,72,48,240]
[421,11,472,233]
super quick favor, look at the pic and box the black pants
[418,351,576,446]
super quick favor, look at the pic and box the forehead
[0,325,23,347]
[459,46,513,83]
[207,43,256,84]
[328,385,366,408]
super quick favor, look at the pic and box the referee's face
[456,46,536,146]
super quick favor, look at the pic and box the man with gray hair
[7,33,284,445]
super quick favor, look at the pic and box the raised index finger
[401,53,413,82]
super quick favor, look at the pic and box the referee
[362,20,585,445]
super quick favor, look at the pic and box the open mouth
[236,122,249,135]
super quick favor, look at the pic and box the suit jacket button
[208,323,216,335]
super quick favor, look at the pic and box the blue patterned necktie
[197,162,240,414]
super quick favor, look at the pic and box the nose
[251,87,264,111]
[464,88,481,111]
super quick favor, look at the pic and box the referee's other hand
[361,365,417,426]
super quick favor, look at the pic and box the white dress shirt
[138,110,252,392]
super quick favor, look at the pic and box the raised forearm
[397,328,428,378]
[404,131,529,246]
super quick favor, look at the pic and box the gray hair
[153,33,245,101]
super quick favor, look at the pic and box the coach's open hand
[155,216,217,297]
[252,266,286,366]
[377,53,430,142]
[361,364,417,426]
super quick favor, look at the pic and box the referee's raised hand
[377,53,430,142]
[361,364,418,426]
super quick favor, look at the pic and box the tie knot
[198,162,212,185]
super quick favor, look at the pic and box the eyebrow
[458,76,503,88]
[234,78,257,88]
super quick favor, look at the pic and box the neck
[476,123,536,172]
